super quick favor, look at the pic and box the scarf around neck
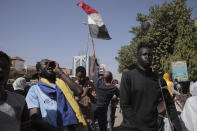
[38,78,88,131]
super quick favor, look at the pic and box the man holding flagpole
[90,56,119,131]
[77,3,115,131]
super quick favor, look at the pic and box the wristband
[58,71,65,78]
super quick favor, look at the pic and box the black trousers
[94,107,108,131]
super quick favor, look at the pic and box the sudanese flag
[77,1,111,40]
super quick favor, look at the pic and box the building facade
[11,56,25,72]
[72,55,99,77]
[10,56,25,78]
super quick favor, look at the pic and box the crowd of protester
[0,42,197,131]
[0,50,120,131]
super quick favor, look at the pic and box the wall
[14,60,25,72]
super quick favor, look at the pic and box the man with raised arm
[90,56,119,131]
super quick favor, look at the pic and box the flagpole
[90,36,100,66]
[82,22,90,62]
[91,36,96,57]
[85,33,90,62]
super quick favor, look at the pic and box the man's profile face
[76,72,86,85]
[39,59,56,81]
[0,57,10,89]
[137,47,153,69]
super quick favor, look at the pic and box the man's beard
[40,69,56,82]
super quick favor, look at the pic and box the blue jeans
[94,107,108,131]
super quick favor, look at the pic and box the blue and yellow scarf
[39,78,88,131]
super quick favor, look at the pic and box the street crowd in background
[0,43,197,131]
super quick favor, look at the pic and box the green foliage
[116,0,197,80]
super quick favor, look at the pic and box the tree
[116,0,197,80]
[116,13,151,72]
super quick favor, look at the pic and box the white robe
[181,82,197,131]
[164,118,172,131]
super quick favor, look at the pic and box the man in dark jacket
[120,43,182,131]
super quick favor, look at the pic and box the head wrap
[13,77,26,90]
[190,82,197,96]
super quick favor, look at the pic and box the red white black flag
[77,1,111,40]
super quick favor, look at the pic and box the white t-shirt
[0,91,25,131]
